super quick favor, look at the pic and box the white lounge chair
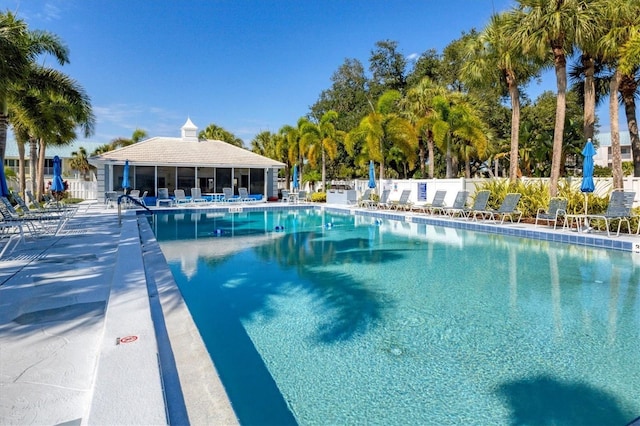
[156,188,174,207]
[190,188,208,204]
[173,189,190,205]
[390,190,412,211]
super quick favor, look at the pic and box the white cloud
[406,53,419,62]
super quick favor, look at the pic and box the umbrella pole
[583,194,590,231]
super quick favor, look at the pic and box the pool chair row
[0,195,73,253]
[155,187,264,207]
[409,190,521,224]
[358,189,413,210]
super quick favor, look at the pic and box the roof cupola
[181,117,198,142]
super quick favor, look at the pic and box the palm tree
[401,77,448,179]
[511,0,598,196]
[0,11,70,160]
[597,0,640,185]
[300,110,342,191]
[599,0,640,178]
[345,90,417,181]
[199,123,244,147]
[279,119,306,188]
[9,66,94,198]
[462,12,542,182]
[70,146,92,180]
[427,92,488,178]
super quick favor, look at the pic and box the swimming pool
[153,208,640,425]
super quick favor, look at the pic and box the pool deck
[0,201,638,425]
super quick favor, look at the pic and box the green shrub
[311,192,326,202]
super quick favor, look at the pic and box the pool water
[153,209,640,425]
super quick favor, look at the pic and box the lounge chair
[390,190,412,211]
[0,196,67,236]
[357,189,373,208]
[472,193,522,223]
[413,190,447,214]
[297,190,308,202]
[585,190,636,237]
[535,197,568,229]
[173,189,191,205]
[457,190,490,219]
[222,187,240,202]
[190,188,208,204]
[105,191,119,208]
[442,191,470,217]
[0,223,22,258]
[156,188,174,207]
[238,187,255,203]
[375,189,391,210]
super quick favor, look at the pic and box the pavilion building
[89,118,285,202]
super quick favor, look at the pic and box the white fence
[350,177,640,207]
[68,179,99,200]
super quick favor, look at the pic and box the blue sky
[7,0,616,147]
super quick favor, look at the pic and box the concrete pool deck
[0,201,637,425]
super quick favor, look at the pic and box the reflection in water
[153,209,640,424]
[509,246,517,312]
[548,250,564,338]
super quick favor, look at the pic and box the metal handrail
[117,194,153,225]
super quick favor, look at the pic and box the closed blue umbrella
[368,160,376,189]
[51,156,65,193]
[0,158,10,198]
[292,164,299,190]
[122,160,131,193]
[581,139,596,228]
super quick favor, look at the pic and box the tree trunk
[582,54,596,140]
[620,74,640,177]
[507,70,521,183]
[445,135,453,178]
[321,149,326,192]
[418,136,425,177]
[38,138,46,199]
[0,103,8,162]
[17,141,25,196]
[29,138,38,199]
[610,70,623,189]
[427,131,435,179]
[549,46,568,197]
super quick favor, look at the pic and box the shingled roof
[89,118,285,169]
[90,136,285,168]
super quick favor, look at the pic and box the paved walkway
[0,203,237,425]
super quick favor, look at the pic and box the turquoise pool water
[153,209,640,425]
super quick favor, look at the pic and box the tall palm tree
[300,110,342,191]
[597,0,640,186]
[462,12,542,182]
[401,77,447,179]
[9,66,94,197]
[598,0,640,178]
[279,119,306,187]
[345,90,417,181]
[0,11,69,160]
[511,0,598,196]
[427,92,488,178]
